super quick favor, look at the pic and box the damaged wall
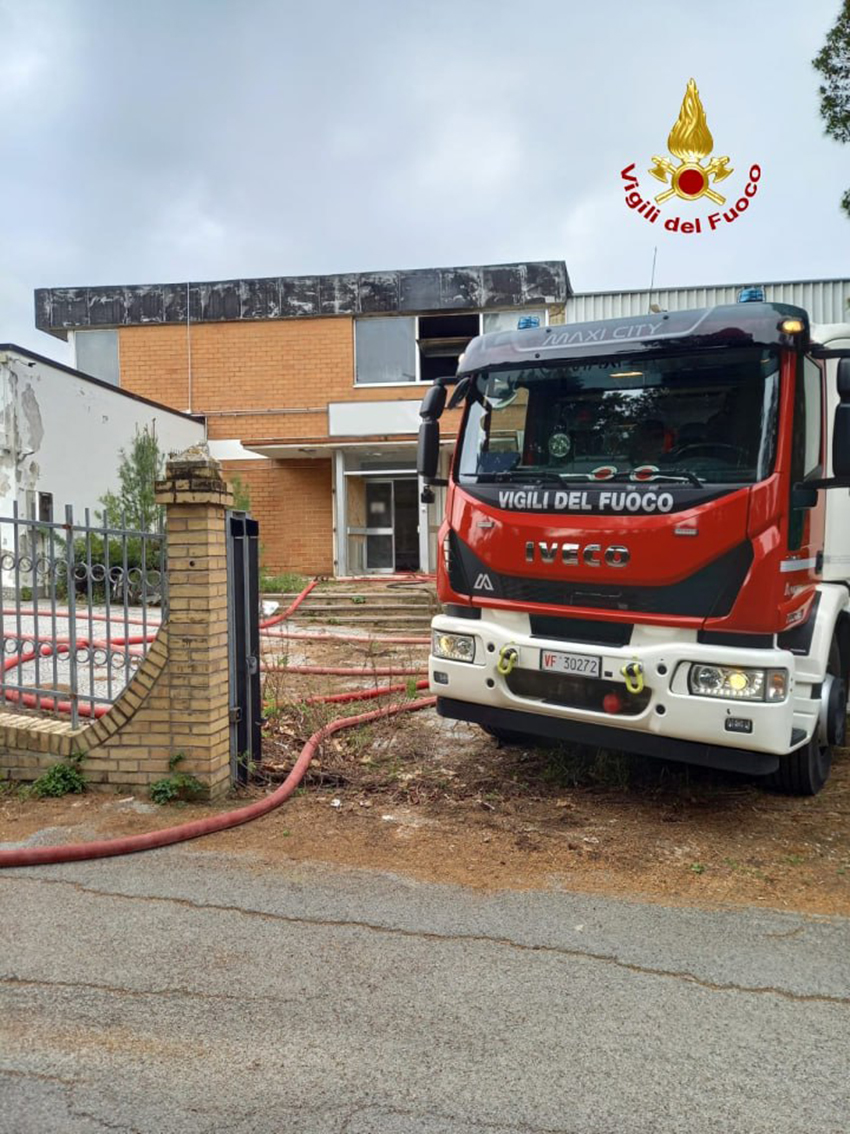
[0,348,204,519]
[34,261,571,336]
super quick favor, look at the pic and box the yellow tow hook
[621,658,645,695]
[497,645,519,676]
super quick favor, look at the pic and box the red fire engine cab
[418,301,850,795]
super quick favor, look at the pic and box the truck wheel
[768,735,832,796]
[767,639,843,796]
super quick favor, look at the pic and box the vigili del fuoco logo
[620,78,761,234]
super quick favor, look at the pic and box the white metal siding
[566,279,850,324]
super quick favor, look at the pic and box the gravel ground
[0,603,163,713]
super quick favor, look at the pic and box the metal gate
[226,511,261,783]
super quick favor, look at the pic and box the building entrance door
[392,479,419,572]
[363,478,419,573]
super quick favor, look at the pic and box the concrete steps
[264,583,438,631]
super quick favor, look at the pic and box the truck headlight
[688,664,788,702]
[432,631,476,663]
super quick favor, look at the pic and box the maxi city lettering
[497,489,675,513]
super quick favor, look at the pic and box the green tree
[100,426,165,532]
[229,473,252,513]
[813,1,850,218]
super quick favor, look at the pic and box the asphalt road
[1,845,848,1134]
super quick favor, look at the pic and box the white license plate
[540,649,601,677]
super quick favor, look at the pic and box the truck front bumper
[429,614,813,775]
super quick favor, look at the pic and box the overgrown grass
[540,743,699,792]
[260,571,308,594]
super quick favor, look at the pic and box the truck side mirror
[833,358,850,479]
[420,383,447,421]
[417,420,440,480]
[417,383,448,482]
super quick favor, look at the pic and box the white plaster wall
[0,351,204,519]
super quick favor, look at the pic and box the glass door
[365,480,394,572]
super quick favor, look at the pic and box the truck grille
[449,531,752,619]
[505,667,651,716]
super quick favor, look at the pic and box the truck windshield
[456,348,780,486]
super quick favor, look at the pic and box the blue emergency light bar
[738,286,766,303]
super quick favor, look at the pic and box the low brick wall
[0,449,234,799]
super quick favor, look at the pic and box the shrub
[150,754,205,805]
[29,753,87,798]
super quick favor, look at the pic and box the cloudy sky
[1,0,847,362]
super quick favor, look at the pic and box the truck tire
[768,734,832,796]
[767,639,843,796]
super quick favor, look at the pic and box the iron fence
[0,503,167,727]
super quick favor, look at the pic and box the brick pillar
[155,446,233,800]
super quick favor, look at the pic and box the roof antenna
[647,246,659,313]
[186,281,193,414]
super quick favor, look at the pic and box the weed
[405,677,419,699]
[237,752,258,777]
[260,571,307,594]
[350,595,366,605]
[346,725,374,756]
[690,862,706,875]
[150,753,205,805]
[543,745,633,790]
[785,854,806,866]
[29,753,87,799]
[229,474,252,514]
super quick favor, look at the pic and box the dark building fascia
[35,261,571,340]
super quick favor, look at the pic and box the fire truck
[417,301,850,794]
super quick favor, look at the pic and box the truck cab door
[787,356,825,565]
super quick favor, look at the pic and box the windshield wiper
[472,471,563,484]
[472,469,704,487]
[610,470,704,488]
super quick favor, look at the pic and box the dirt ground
[3,625,850,917]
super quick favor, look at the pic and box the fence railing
[0,503,167,727]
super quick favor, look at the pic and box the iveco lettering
[418,300,850,795]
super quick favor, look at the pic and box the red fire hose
[0,575,435,868]
[259,579,319,628]
[0,696,435,868]
[2,632,156,718]
[262,630,430,646]
[264,664,425,677]
[305,679,430,705]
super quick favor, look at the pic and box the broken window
[417,313,481,384]
[354,309,548,385]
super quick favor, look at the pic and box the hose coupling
[497,645,519,676]
[621,658,645,695]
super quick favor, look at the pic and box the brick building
[34,262,570,575]
[37,265,847,577]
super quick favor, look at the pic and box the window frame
[352,309,548,388]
